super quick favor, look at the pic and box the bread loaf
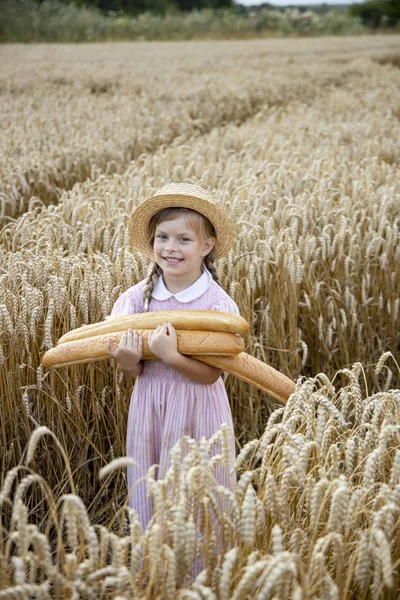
[41,310,295,404]
[42,330,244,369]
[58,310,249,344]
[196,354,295,403]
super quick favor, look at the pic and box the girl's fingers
[166,323,177,341]
[107,338,115,356]
[138,335,143,356]
[150,323,167,341]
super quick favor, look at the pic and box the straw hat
[128,183,235,260]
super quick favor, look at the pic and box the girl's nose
[166,242,178,252]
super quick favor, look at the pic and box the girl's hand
[107,329,143,373]
[147,322,179,364]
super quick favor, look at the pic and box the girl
[107,183,240,530]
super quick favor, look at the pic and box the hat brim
[128,193,235,260]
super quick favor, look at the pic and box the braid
[141,262,162,312]
[203,251,220,286]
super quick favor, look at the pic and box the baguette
[41,311,296,404]
[42,330,244,369]
[58,310,249,344]
[196,354,295,403]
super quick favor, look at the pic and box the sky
[240,0,362,4]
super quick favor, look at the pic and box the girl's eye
[156,234,190,241]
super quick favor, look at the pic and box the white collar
[152,267,212,303]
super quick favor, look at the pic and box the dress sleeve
[110,287,139,317]
[213,296,241,316]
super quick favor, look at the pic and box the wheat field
[1,35,400,597]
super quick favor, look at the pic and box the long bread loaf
[42,330,244,369]
[196,354,295,403]
[58,310,249,344]
[41,310,295,404]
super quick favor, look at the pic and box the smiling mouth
[163,257,183,263]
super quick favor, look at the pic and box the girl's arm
[148,323,223,385]
[119,361,143,378]
[165,354,222,385]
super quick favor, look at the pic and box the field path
[1,35,399,221]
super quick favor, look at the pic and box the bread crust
[196,354,295,403]
[58,310,249,344]
[41,310,295,404]
[42,330,244,368]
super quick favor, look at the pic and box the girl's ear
[201,237,216,257]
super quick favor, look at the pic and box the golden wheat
[3,368,400,596]
[1,35,399,596]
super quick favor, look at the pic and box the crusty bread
[42,330,244,369]
[41,311,296,404]
[196,354,295,403]
[58,310,249,344]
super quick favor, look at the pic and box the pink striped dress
[111,267,239,530]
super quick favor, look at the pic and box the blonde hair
[141,207,220,312]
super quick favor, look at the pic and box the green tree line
[350,0,400,27]
[30,0,400,23]
[37,0,233,15]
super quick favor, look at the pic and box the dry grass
[0,35,400,596]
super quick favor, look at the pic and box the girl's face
[153,214,215,281]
